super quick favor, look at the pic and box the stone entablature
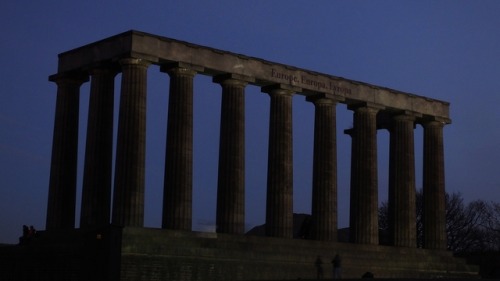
[55,30,450,122]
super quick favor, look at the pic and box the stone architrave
[388,113,418,247]
[112,58,150,227]
[307,93,340,241]
[213,74,253,234]
[347,103,382,245]
[262,84,296,238]
[80,66,117,228]
[161,64,200,231]
[423,119,447,249]
[46,73,88,230]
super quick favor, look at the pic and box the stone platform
[0,226,479,281]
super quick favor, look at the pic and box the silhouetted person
[19,225,37,244]
[19,225,29,244]
[28,225,36,238]
[332,254,342,279]
[315,255,324,279]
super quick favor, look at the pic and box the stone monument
[0,30,478,281]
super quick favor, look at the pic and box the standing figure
[19,225,29,244]
[332,254,342,279]
[28,225,36,238]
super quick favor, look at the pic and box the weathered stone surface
[213,74,252,234]
[112,58,150,227]
[262,85,295,238]
[46,73,88,230]
[1,227,480,280]
[307,94,339,241]
[161,65,197,231]
[80,66,117,228]
[348,104,381,245]
[55,30,451,121]
[388,113,417,247]
[423,119,447,249]
[42,31,459,280]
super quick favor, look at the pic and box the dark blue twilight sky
[1,1,500,243]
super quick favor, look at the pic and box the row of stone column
[346,103,447,249]
[46,57,446,250]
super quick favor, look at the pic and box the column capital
[378,110,421,131]
[393,114,417,123]
[119,58,151,68]
[393,110,421,120]
[88,64,120,77]
[160,62,204,75]
[347,102,384,112]
[344,102,383,136]
[306,93,344,105]
[420,115,451,126]
[261,83,300,96]
[213,73,255,86]
[49,71,89,86]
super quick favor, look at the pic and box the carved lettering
[301,75,327,90]
[329,82,352,95]
[270,69,351,95]
[271,68,299,84]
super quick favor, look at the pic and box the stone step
[0,227,479,280]
[120,227,479,279]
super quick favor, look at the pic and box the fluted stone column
[46,72,88,230]
[422,119,447,249]
[262,85,296,238]
[162,64,200,230]
[347,103,381,244]
[214,74,253,234]
[80,66,117,228]
[307,93,340,241]
[388,113,417,247]
[112,58,150,227]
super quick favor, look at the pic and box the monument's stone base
[0,226,479,280]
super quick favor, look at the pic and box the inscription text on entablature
[271,68,352,96]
